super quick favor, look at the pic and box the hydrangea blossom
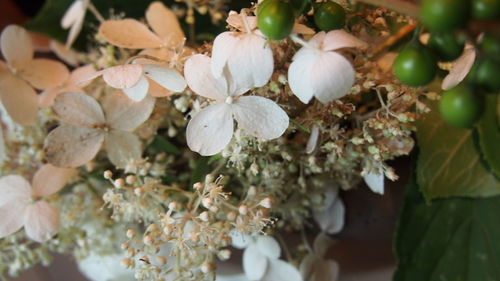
[0,164,76,242]
[230,233,303,281]
[299,233,339,281]
[184,54,289,156]
[0,25,69,124]
[313,186,345,234]
[288,30,367,104]
[85,63,186,101]
[43,92,155,168]
[61,0,90,48]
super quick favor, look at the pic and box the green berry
[427,32,465,62]
[472,0,500,20]
[314,2,346,31]
[257,0,295,40]
[393,44,437,87]
[439,85,484,128]
[420,0,470,31]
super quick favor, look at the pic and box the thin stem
[355,0,419,18]
[290,34,313,49]
[290,118,311,133]
[87,1,105,23]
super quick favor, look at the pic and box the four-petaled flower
[0,164,76,242]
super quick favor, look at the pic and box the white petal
[49,40,80,66]
[299,254,316,280]
[0,175,32,206]
[288,48,317,104]
[103,91,155,131]
[184,54,228,101]
[0,200,27,238]
[232,96,289,140]
[32,164,77,198]
[102,64,144,89]
[312,232,335,257]
[216,274,251,281]
[52,92,105,126]
[20,59,70,90]
[24,201,60,243]
[225,34,274,93]
[311,52,355,104]
[44,125,105,168]
[186,103,234,156]
[148,80,173,97]
[256,236,281,259]
[363,171,385,195]
[61,0,87,29]
[261,259,302,281]
[322,30,368,51]
[0,71,38,125]
[123,76,149,102]
[442,48,476,91]
[0,25,33,69]
[65,9,86,48]
[99,19,163,49]
[68,64,96,87]
[145,1,185,47]
[211,32,239,79]
[313,198,345,235]
[143,64,186,93]
[306,124,320,154]
[305,32,327,49]
[243,244,268,281]
[229,230,252,249]
[105,130,142,169]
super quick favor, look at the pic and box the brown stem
[355,0,419,18]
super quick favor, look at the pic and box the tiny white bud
[247,186,257,197]
[193,182,203,191]
[205,174,214,183]
[199,211,209,222]
[125,175,136,185]
[227,212,237,221]
[238,205,248,216]
[209,205,219,213]
[103,170,113,179]
[134,187,143,196]
[113,178,125,189]
[168,202,178,211]
[217,249,231,261]
[126,229,136,238]
[143,235,153,246]
[155,256,167,265]
[201,262,214,273]
[202,197,213,208]
[163,225,173,235]
[121,258,133,268]
[259,197,272,209]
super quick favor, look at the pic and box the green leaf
[190,156,210,188]
[148,135,180,155]
[394,171,500,281]
[475,94,500,179]
[416,99,500,199]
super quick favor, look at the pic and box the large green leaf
[394,172,500,281]
[416,100,500,199]
[475,94,500,179]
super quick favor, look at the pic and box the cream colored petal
[0,200,27,239]
[102,64,144,89]
[68,64,96,87]
[243,244,268,280]
[311,52,355,104]
[292,23,315,35]
[50,40,80,66]
[184,54,228,101]
[143,64,186,93]
[32,164,77,198]
[363,171,385,195]
[0,175,32,206]
[65,11,85,49]
[322,30,368,51]
[148,80,173,97]
[44,125,104,168]
[0,71,38,125]
[122,75,149,102]
[105,130,142,169]
[61,0,87,29]
[20,59,70,90]
[38,87,64,108]
[99,19,163,49]
[52,92,105,126]
[103,91,155,131]
[226,12,257,31]
[145,1,184,47]
[442,48,476,91]
[288,48,317,104]
[24,201,60,243]
[138,48,176,65]
[0,25,33,69]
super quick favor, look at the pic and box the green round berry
[472,0,500,20]
[393,44,437,87]
[420,0,470,31]
[314,2,346,31]
[439,85,484,128]
[427,32,465,62]
[257,0,295,40]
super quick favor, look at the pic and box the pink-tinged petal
[32,164,77,198]
[261,259,302,281]
[322,30,368,51]
[122,75,149,102]
[256,236,281,259]
[225,34,274,94]
[68,64,96,87]
[232,96,288,140]
[20,59,70,90]
[311,52,355,104]
[292,23,315,35]
[145,1,185,47]
[313,197,345,235]
[103,91,155,131]
[99,19,163,49]
[288,48,317,104]
[148,80,173,97]
[61,0,88,29]
[211,32,239,78]
[50,40,80,66]
[226,12,257,31]
[186,103,234,156]
[105,130,142,169]
[143,64,186,93]
[0,175,32,206]
[0,200,27,238]
[24,201,59,243]
[52,93,105,126]
[138,48,176,64]
[243,244,268,280]
[0,25,33,69]
[102,64,144,89]
[39,87,64,108]
[44,125,105,168]
[184,54,228,101]
[305,32,327,49]
[312,259,339,281]
[363,171,385,195]
[0,71,38,125]
[442,48,476,91]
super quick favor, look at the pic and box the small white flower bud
[193,182,203,191]
[205,174,214,183]
[126,229,136,238]
[121,258,133,268]
[209,206,219,213]
[247,186,257,197]
[168,202,178,211]
[201,262,214,273]
[238,205,248,215]
[218,249,231,261]
[103,170,113,179]
[113,178,125,188]
[227,212,237,221]
[125,175,136,185]
[143,235,153,246]
[163,225,173,235]
[202,197,213,208]
[259,197,272,208]
[155,256,167,265]
[134,187,143,196]
[199,211,209,222]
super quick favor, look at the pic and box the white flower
[211,11,276,91]
[43,92,155,168]
[362,164,385,195]
[299,233,339,281]
[230,232,303,281]
[61,0,90,48]
[0,164,76,242]
[0,25,69,124]
[78,252,135,281]
[39,64,96,107]
[288,30,367,104]
[441,47,476,91]
[85,63,186,101]
[184,54,289,156]
[313,187,345,234]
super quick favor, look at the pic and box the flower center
[225,96,234,104]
